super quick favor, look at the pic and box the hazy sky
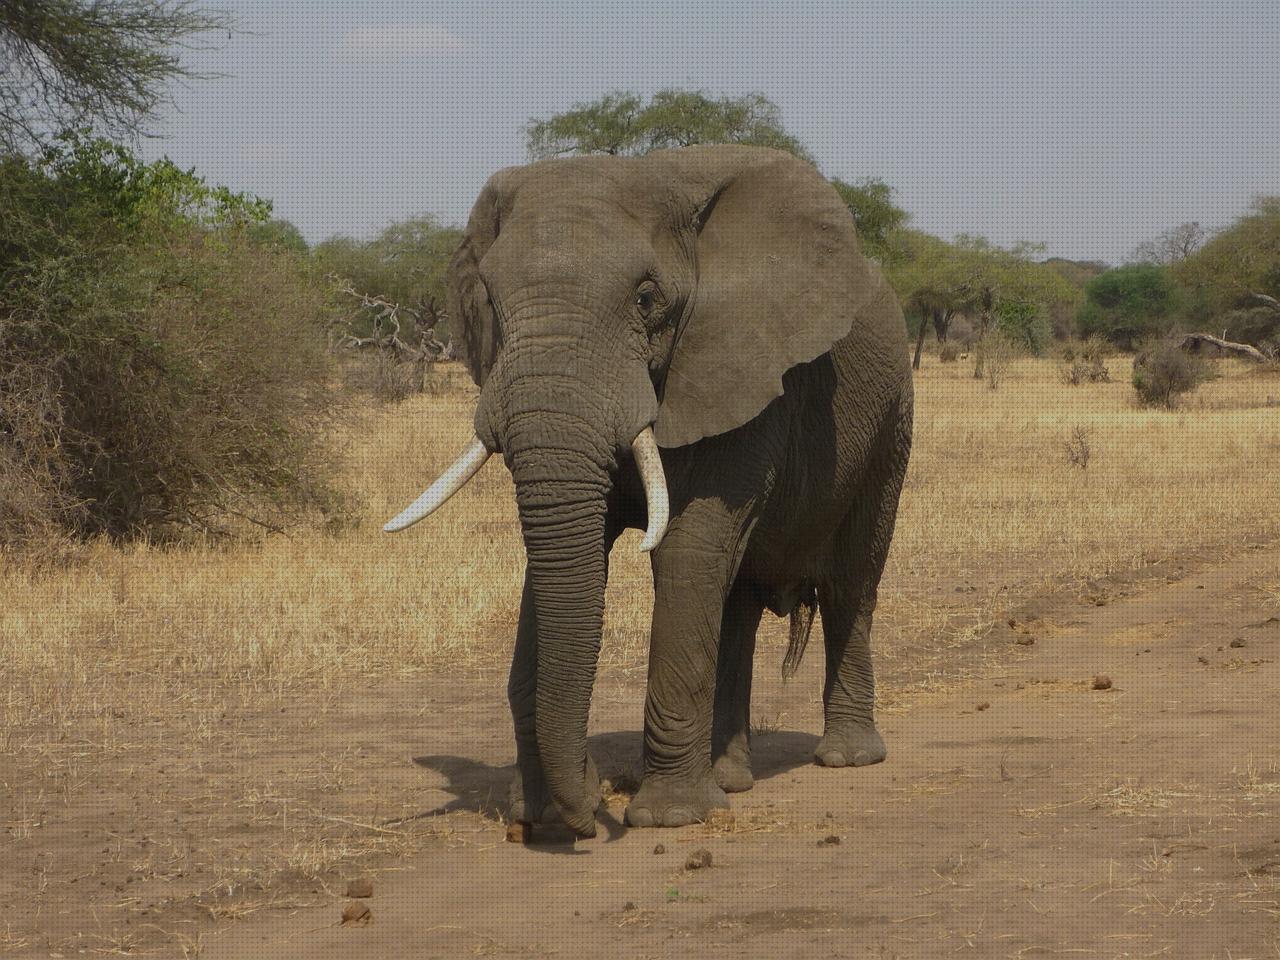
[144,1,1280,263]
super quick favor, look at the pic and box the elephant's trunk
[495,311,660,836]
[510,443,611,837]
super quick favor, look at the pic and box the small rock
[653,843,665,855]
[505,821,531,844]
[1014,635,1035,646]
[341,901,372,926]
[1092,674,1113,690]
[1230,637,1246,649]
[685,848,713,870]
[818,834,842,846]
[975,702,992,711]
[345,879,373,899]
[1198,655,1210,665]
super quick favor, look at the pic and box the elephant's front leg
[625,505,755,828]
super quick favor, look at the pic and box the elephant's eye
[635,289,656,316]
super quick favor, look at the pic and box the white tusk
[384,436,491,533]
[631,426,669,552]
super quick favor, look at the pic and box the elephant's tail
[781,592,818,680]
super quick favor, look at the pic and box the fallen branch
[1176,332,1270,363]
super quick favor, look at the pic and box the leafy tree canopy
[0,0,230,155]
[1076,263,1179,348]
[526,89,812,162]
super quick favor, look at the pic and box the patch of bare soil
[199,542,1278,959]
[5,543,1280,958]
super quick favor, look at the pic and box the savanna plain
[3,354,1280,958]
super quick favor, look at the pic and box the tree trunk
[912,313,929,370]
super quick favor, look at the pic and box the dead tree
[327,277,455,393]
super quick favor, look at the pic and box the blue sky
[145,1,1280,263]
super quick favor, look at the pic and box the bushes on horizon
[1,135,343,557]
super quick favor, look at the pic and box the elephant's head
[386,145,884,834]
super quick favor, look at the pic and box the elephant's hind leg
[814,410,910,769]
[711,580,764,793]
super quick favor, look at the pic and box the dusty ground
[3,356,1279,957]
[7,541,1276,957]
[185,545,1274,957]
[200,543,1279,960]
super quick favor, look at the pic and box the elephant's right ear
[449,171,514,387]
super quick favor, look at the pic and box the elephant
[385,144,913,836]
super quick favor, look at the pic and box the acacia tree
[525,89,811,161]
[0,0,230,155]
[887,231,969,369]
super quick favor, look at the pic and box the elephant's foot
[815,719,887,768]
[625,773,728,828]
[712,746,754,793]
[507,755,601,833]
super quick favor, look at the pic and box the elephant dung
[341,901,372,926]
[685,848,713,870]
[505,821,532,844]
[1092,674,1113,690]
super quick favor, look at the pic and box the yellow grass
[3,354,1278,699]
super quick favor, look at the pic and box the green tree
[1172,196,1280,345]
[0,0,231,155]
[1076,263,1179,349]
[830,177,910,261]
[525,89,811,161]
[886,231,969,368]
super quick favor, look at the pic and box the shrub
[1,135,344,555]
[1062,424,1094,470]
[1131,339,1208,407]
[976,330,1018,390]
[939,341,960,363]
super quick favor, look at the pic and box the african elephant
[385,145,913,836]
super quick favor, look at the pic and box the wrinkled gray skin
[436,145,912,835]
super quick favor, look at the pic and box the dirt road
[196,544,1280,959]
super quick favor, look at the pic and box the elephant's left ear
[654,154,885,448]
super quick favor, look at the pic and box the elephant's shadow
[410,727,819,841]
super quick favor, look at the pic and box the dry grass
[6,355,1276,691]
